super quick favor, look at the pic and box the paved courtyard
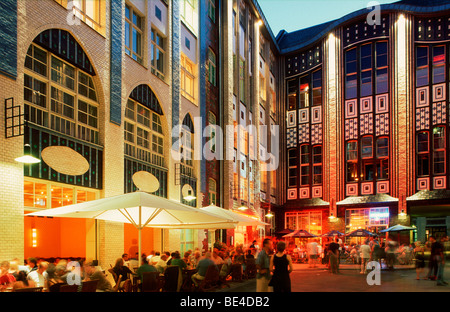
[220,263,450,292]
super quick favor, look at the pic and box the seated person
[0,261,16,290]
[136,257,157,282]
[155,255,168,274]
[170,253,187,270]
[83,262,112,292]
[192,252,217,287]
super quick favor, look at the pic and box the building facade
[277,0,450,243]
[0,0,280,266]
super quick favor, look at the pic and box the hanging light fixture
[265,211,274,218]
[238,204,248,211]
[328,213,336,221]
[399,209,407,218]
[183,189,196,202]
[15,143,41,164]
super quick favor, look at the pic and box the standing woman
[269,241,294,292]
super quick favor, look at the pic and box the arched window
[124,84,165,168]
[24,39,99,145]
[181,114,195,177]
[376,137,389,180]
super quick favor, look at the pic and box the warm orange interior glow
[124,224,155,256]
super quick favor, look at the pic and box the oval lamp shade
[132,171,160,193]
[41,146,90,176]
[182,184,195,198]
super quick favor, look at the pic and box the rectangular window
[288,149,297,187]
[313,145,322,185]
[207,0,215,23]
[287,79,298,110]
[345,48,357,99]
[312,70,322,106]
[432,45,446,84]
[361,136,373,159]
[433,127,446,175]
[416,46,429,87]
[346,141,358,182]
[181,54,196,103]
[376,42,388,94]
[209,178,217,205]
[360,44,372,97]
[78,72,97,102]
[239,58,245,103]
[124,121,134,143]
[208,49,216,86]
[24,74,47,108]
[299,77,309,108]
[25,45,48,77]
[137,127,150,149]
[151,29,165,79]
[125,4,144,64]
[417,131,429,177]
[50,87,74,120]
[72,0,103,31]
[24,180,48,209]
[300,145,310,186]
[78,100,98,128]
[51,56,75,90]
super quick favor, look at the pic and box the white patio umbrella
[200,205,269,227]
[26,191,238,266]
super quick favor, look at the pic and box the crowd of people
[1,234,448,292]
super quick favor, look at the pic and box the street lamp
[15,143,41,164]
[183,189,196,202]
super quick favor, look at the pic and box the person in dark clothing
[269,241,293,292]
[329,237,340,274]
[112,258,133,287]
[427,236,438,280]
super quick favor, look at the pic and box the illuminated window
[287,79,297,110]
[299,77,309,108]
[72,0,103,33]
[346,141,358,182]
[24,181,48,209]
[376,137,389,180]
[125,4,144,64]
[181,54,196,103]
[376,41,388,94]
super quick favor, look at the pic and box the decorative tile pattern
[299,124,310,144]
[345,99,358,119]
[360,114,373,135]
[432,83,446,102]
[345,118,358,140]
[361,182,374,195]
[417,177,430,191]
[377,181,389,194]
[432,101,447,125]
[287,188,298,200]
[360,97,373,114]
[312,186,322,198]
[416,108,430,130]
[287,111,296,128]
[375,113,389,136]
[311,124,323,145]
[298,108,309,123]
[434,177,446,190]
[416,87,429,108]
[287,127,297,148]
[311,106,322,124]
[376,94,389,114]
[346,184,358,196]
[299,187,310,199]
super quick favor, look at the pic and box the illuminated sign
[369,210,389,220]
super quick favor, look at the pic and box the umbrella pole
[138,206,142,267]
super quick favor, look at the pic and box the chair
[197,264,220,292]
[163,266,182,292]
[48,282,65,292]
[80,280,98,292]
[121,279,132,292]
[14,287,43,292]
[59,284,79,292]
[141,272,161,292]
[230,263,243,282]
